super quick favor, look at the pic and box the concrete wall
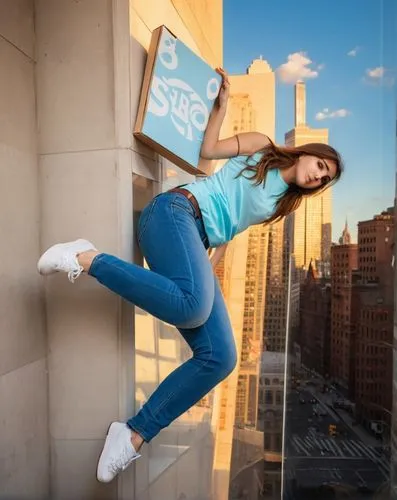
[0,1,49,499]
[34,0,222,499]
[35,1,138,498]
[0,0,223,497]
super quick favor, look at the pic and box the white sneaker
[37,238,97,282]
[97,422,141,483]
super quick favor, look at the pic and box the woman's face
[294,155,338,190]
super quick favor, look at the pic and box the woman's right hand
[215,67,230,109]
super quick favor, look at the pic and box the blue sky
[223,0,396,241]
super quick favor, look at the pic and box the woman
[37,68,343,482]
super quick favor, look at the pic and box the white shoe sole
[96,422,140,483]
[97,423,118,483]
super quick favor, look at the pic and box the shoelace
[108,447,136,476]
[60,254,84,283]
[68,266,84,283]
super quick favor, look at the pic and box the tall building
[235,225,269,427]
[339,219,352,244]
[263,219,289,353]
[230,352,284,499]
[351,284,393,430]
[358,210,394,284]
[226,58,287,500]
[211,57,276,500]
[330,221,358,390]
[352,210,394,429]
[330,210,394,419]
[391,200,397,500]
[299,262,331,376]
[285,211,301,345]
[284,81,332,277]
[229,57,275,136]
[228,93,256,135]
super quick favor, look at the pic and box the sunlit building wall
[285,81,331,277]
[263,219,289,353]
[211,57,275,500]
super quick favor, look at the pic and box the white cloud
[315,108,351,121]
[347,46,360,57]
[364,66,395,86]
[367,66,384,79]
[276,52,321,84]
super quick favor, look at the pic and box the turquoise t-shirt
[184,153,289,247]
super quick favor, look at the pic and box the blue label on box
[142,27,221,168]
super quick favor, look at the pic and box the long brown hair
[236,138,344,225]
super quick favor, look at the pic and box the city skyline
[224,0,395,243]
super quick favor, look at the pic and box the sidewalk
[336,407,380,447]
[306,385,380,447]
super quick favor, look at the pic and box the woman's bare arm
[199,68,270,174]
[201,131,270,160]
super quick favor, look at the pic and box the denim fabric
[89,192,237,441]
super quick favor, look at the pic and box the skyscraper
[263,219,289,353]
[299,262,332,376]
[330,223,358,389]
[352,210,394,426]
[235,225,269,427]
[211,57,276,500]
[228,59,275,430]
[284,81,331,278]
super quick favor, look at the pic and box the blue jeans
[88,192,237,441]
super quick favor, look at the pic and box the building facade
[353,210,394,432]
[299,263,332,377]
[330,236,358,390]
[0,1,223,499]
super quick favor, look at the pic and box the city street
[283,386,389,497]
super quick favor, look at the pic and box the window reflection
[225,1,396,497]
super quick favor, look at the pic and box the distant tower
[247,57,272,75]
[295,80,306,127]
[284,80,331,275]
[339,219,352,245]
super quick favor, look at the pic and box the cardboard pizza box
[134,25,222,175]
